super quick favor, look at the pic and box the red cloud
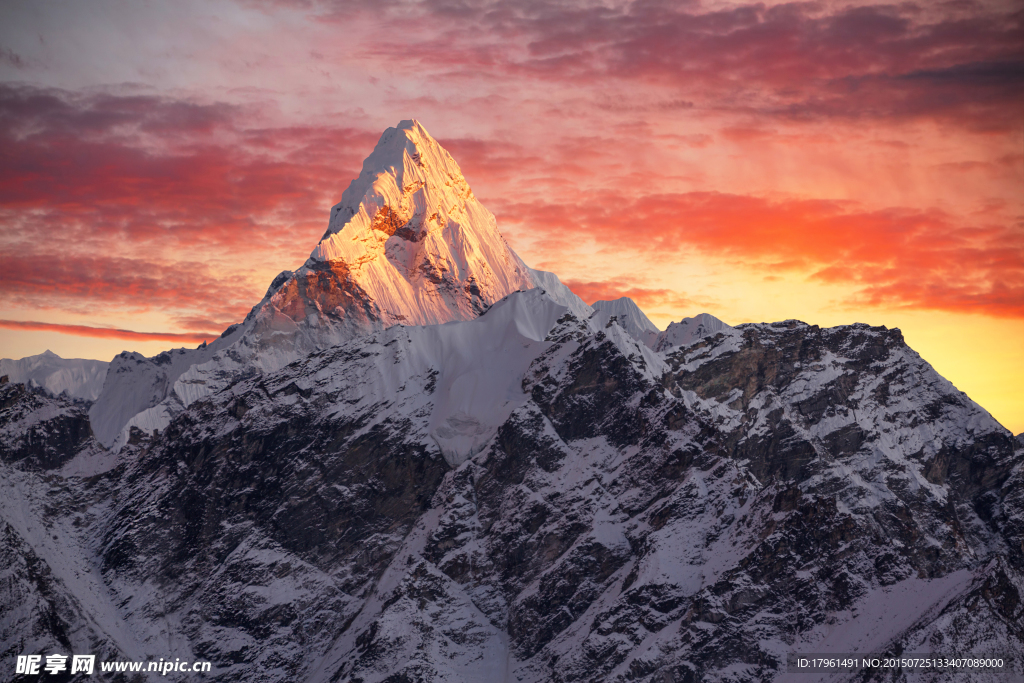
[2,83,1020,332]
[560,280,705,313]
[0,320,218,344]
[0,85,380,332]
[436,136,545,189]
[0,85,375,252]
[498,192,1024,318]
[0,253,255,332]
[296,0,1024,132]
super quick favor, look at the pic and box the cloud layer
[500,192,1024,317]
[0,84,374,333]
[0,0,1021,346]
[0,319,219,343]
[302,0,1024,131]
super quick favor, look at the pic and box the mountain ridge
[83,121,726,452]
[0,350,108,403]
[3,300,1019,682]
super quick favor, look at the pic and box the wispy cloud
[0,319,219,343]
[275,0,1024,131]
[502,192,1024,318]
[0,84,379,330]
[0,252,255,326]
[2,80,1020,324]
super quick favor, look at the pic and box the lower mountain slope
[1,296,1021,682]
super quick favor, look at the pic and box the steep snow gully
[2,121,1022,683]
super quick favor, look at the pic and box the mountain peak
[395,118,431,139]
[590,297,661,347]
[653,312,730,351]
[0,350,108,402]
[311,119,469,263]
[270,119,534,333]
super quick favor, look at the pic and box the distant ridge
[0,350,108,402]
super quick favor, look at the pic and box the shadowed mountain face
[2,125,1022,683]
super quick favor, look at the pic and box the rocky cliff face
[2,299,1021,682]
[0,381,96,470]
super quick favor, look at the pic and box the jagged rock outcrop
[0,382,95,470]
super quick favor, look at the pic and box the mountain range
[2,120,1022,683]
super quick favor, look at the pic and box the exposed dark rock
[0,382,94,470]
[2,318,1021,682]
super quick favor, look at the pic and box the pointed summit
[591,297,660,346]
[260,119,533,334]
[312,119,466,260]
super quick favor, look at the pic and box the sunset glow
[1,0,1021,432]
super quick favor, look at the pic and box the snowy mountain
[87,329,246,449]
[3,299,1020,683]
[653,312,730,351]
[306,119,534,325]
[0,350,108,402]
[591,297,661,347]
[2,122,1022,683]
[88,120,573,451]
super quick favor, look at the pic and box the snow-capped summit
[654,312,730,351]
[0,350,108,402]
[526,267,594,321]
[87,120,723,451]
[265,119,534,334]
[591,297,660,346]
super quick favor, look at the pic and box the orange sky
[1,0,1022,433]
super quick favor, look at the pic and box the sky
[0,0,1021,433]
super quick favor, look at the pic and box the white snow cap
[588,298,728,352]
[0,350,108,402]
[591,297,660,346]
[654,313,730,351]
[303,119,534,328]
[314,120,457,258]
[526,267,594,321]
